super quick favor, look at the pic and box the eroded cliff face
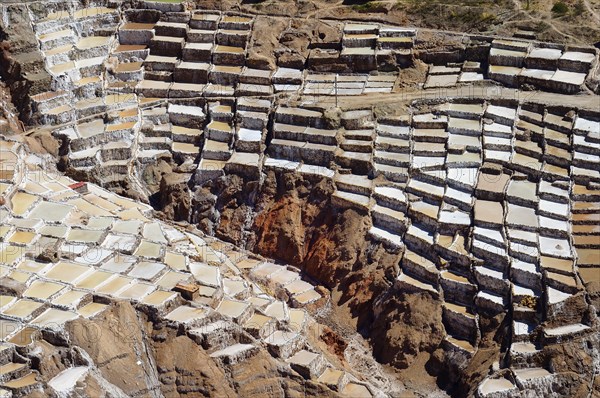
[371,292,445,370]
[180,170,451,395]
[66,302,162,397]
[190,170,385,302]
[191,170,389,289]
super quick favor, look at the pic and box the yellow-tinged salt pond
[165,305,206,323]
[78,302,108,318]
[83,193,121,212]
[208,120,232,131]
[2,299,43,319]
[141,290,177,306]
[67,228,104,244]
[11,191,38,215]
[44,262,91,284]
[119,107,138,118]
[76,99,105,118]
[112,220,142,234]
[214,45,244,54]
[118,283,155,299]
[0,183,9,195]
[45,44,73,56]
[0,226,11,240]
[75,76,102,87]
[164,251,186,271]
[31,308,78,327]
[42,10,70,22]
[76,36,110,50]
[0,168,14,181]
[39,225,69,239]
[7,270,30,283]
[87,217,114,229]
[0,295,16,311]
[52,289,89,308]
[117,208,149,221]
[0,362,26,378]
[172,126,202,138]
[46,104,72,116]
[222,16,252,23]
[128,261,165,280]
[94,275,132,295]
[50,61,76,75]
[134,240,162,259]
[75,270,114,290]
[211,104,232,113]
[7,231,36,245]
[2,370,39,387]
[34,201,78,225]
[8,326,37,347]
[23,181,48,195]
[39,29,72,42]
[156,271,191,289]
[24,281,64,300]
[68,198,112,217]
[0,244,25,265]
[0,150,17,168]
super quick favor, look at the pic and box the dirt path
[546,19,580,42]
[583,0,600,25]
[314,85,600,111]
[507,0,581,42]
[304,0,344,20]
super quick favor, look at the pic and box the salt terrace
[17,1,597,191]
[0,0,599,396]
[0,135,386,396]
